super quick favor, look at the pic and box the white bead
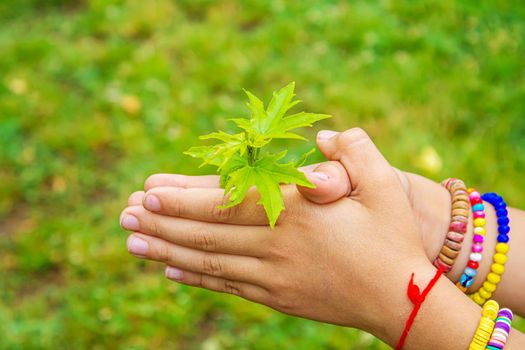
[470,252,482,262]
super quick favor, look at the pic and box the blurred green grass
[1,0,524,349]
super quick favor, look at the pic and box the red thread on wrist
[395,267,444,350]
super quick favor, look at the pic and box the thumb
[316,128,402,208]
[297,161,352,204]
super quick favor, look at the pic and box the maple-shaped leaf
[220,152,315,228]
[266,111,331,138]
[184,131,247,169]
[185,82,330,229]
[242,82,331,141]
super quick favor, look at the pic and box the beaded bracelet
[487,308,513,349]
[470,193,511,305]
[456,188,486,292]
[434,178,470,272]
[469,300,499,350]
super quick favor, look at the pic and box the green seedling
[185,82,331,228]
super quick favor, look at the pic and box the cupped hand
[129,129,451,269]
[120,128,431,334]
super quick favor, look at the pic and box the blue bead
[464,267,477,277]
[460,274,474,287]
[498,225,510,234]
[472,203,484,212]
[482,192,496,201]
[496,201,507,210]
[496,208,508,217]
[497,217,510,226]
[497,234,510,243]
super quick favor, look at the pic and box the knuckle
[156,244,173,263]
[265,271,290,293]
[210,197,237,223]
[166,187,185,217]
[337,127,370,149]
[201,254,223,276]
[144,174,161,191]
[127,191,144,206]
[223,279,241,296]
[191,228,217,251]
[271,289,299,314]
[150,219,162,237]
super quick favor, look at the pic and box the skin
[120,128,525,349]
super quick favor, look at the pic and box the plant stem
[247,146,261,166]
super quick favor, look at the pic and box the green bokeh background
[1,1,524,349]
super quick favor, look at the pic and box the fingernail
[317,130,338,140]
[127,236,149,256]
[121,214,140,231]
[165,266,183,281]
[144,194,161,211]
[309,172,329,182]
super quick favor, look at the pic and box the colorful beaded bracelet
[456,188,486,292]
[486,308,513,350]
[469,300,499,350]
[470,193,510,305]
[434,178,470,272]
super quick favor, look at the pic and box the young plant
[184,82,331,228]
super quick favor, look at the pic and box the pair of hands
[120,128,433,338]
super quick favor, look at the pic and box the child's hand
[120,128,433,342]
[131,130,452,277]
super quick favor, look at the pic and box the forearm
[405,172,525,316]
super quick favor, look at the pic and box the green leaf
[187,132,248,169]
[220,165,258,208]
[252,171,283,228]
[199,131,243,143]
[294,148,315,167]
[219,154,249,188]
[253,152,315,228]
[185,82,329,229]
[268,132,307,141]
[267,112,331,136]
[266,82,301,132]
[228,118,254,133]
[255,153,314,189]
[184,146,224,167]
[243,89,267,132]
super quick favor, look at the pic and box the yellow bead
[474,227,486,235]
[496,243,509,254]
[483,281,497,293]
[472,293,485,305]
[474,218,486,227]
[487,273,501,284]
[475,328,491,339]
[482,300,499,319]
[491,263,505,275]
[469,343,485,350]
[493,253,507,265]
[478,319,495,333]
[479,288,492,299]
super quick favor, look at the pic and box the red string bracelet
[395,266,445,350]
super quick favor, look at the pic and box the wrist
[375,259,482,349]
[402,172,451,262]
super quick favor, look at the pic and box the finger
[126,233,266,285]
[297,162,323,174]
[297,161,351,204]
[121,205,269,256]
[127,191,145,206]
[316,128,400,208]
[141,186,271,225]
[165,266,270,303]
[144,174,220,191]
